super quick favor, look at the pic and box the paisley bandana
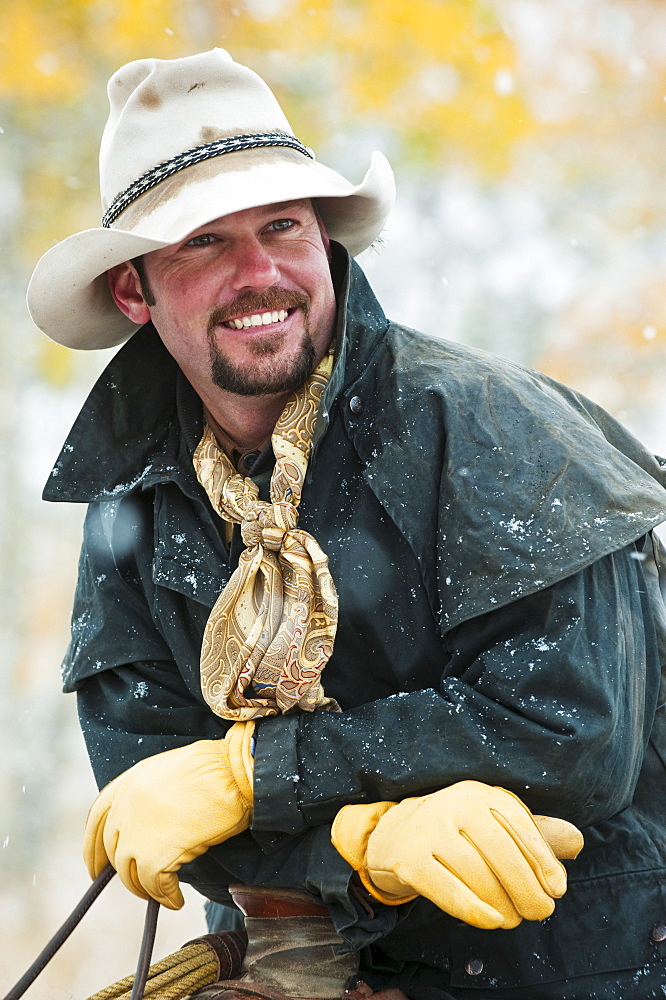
[193,352,340,721]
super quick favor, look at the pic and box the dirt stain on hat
[138,86,162,109]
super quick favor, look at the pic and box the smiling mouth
[222,308,294,330]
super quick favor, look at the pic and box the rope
[4,864,237,1000]
[131,898,160,1000]
[85,942,219,1000]
[2,866,116,1000]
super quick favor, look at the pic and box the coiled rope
[84,940,219,1000]
[3,867,242,1000]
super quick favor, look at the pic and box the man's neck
[201,390,290,456]
[196,333,337,456]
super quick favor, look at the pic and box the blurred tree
[216,0,532,171]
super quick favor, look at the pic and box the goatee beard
[207,289,316,397]
[209,334,316,396]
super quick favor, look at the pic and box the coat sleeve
[252,536,665,835]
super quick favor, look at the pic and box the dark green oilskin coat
[45,249,666,996]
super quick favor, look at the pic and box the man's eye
[269,218,295,231]
[184,233,216,247]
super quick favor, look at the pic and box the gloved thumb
[533,815,584,860]
[152,869,185,910]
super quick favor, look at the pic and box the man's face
[131,199,336,398]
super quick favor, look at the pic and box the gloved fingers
[433,847,524,928]
[375,860,507,930]
[488,807,568,900]
[459,822,561,921]
[533,815,584,859]
[111,841,151,903]
[484,789,569,897]
[114,848,185,909]
[152,869,185,911]
[421,839,523,928]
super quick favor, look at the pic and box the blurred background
[2,0,666,995]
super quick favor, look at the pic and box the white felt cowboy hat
[27,48,395,350]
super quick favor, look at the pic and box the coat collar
[42,245,388,504]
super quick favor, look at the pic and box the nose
[228,235,280,292]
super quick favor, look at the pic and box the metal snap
[650,923,666,943]
[349,395,363,414]
[465,958,484,976]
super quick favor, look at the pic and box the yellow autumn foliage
[217,0,532,169]
[1,0,531,171]
[0,2,86,103]
[0,0,182,103]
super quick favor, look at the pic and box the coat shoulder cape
[344,312,666,629]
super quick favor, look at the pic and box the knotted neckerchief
[193,352,340,721]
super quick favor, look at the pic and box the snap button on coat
[349,395,363,414]
[464,958,484,976]
[650,923,666,943]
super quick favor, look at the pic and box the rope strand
[85,942,219,1000]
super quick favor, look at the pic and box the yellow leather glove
[331,781,584,930]
[83,722,254,910]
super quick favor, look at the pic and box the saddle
[187,885,408,1000]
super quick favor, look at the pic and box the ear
[107,262,152,324]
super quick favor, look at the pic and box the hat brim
[27,150,395,350]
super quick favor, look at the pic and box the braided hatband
[102,132,314,228]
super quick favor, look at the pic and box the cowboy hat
[27,48,395,350]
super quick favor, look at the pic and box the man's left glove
[331,781,584,930]
[83,721,254,910]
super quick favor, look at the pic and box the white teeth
[224,309,291,329]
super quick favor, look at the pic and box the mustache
[208,289,309,333]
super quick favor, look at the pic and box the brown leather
[230,885,330,918]
[189,887,359,1000]
[183,931,248,980]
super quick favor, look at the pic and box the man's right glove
[331,780,584,930]
[83,721,254,909]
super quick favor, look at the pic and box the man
[28,49,666,999]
